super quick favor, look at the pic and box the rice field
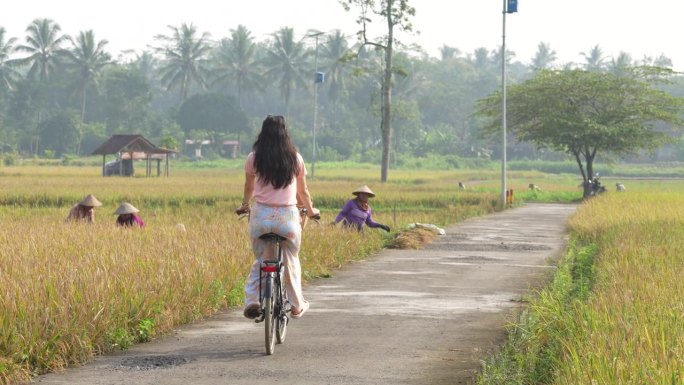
[10,164,677,384]
[477,190,684,384]
[0,165,506,384]
[557,192,684,384]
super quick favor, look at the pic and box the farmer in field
[236,115,319,320]
[332,185,390,232]
[114,202,145,228]
[65,194,102,223]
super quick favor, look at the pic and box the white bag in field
[408,223,446,235]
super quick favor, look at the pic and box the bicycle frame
[236,208,312,354]
[256,233,289,355]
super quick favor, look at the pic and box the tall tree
[177,93,249,148]
[64,30,112,123]
[439,45,461,61]
[340,0,415,182]
[608,51,633,75]
[39,110,79,156]
[580,45,606,72]
[126,50,158,84]
[477,68,684,197]
[0,28,21,93]
[63,30,112,155]
[470,47,493,70]
[15,18,69,81]
[102,67,152,134]
[263,27,309,115]
[15,18,69,154]
[531,42,557,70]
[154,23,212,101]
[640,54,673,68]
[320,30,353,104]
[210,25,264,108]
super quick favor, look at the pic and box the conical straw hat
[352,185,375,198]
[114,202,139,215]
[79,194,102,207]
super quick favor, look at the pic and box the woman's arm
[296,172,319,217]
[242,172,255,207]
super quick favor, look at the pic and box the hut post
[101,155,106,176]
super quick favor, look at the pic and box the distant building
[91,134,177,177]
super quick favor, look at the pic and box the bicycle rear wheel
[276,276,288,344]
[264,276,276,355]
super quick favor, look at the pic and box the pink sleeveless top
[245,152,306,206]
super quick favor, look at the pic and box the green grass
[477,192,684,384]
[0,166,500,384]
[3,165,684,384]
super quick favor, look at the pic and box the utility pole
[501,0,517,208]
[307,31,325,179]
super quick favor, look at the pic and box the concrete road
[35,203,576,385]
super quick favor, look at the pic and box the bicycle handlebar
[236,206,320,221]
[299,208,321,221]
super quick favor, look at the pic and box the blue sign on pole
[315,72,325,84]
[507,0,518,13]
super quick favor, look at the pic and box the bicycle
[257,231,289,355]
[237,206,320,355]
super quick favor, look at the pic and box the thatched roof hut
[91,135,176,177]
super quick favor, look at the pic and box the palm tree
[320,30,353,104]
[608,51,633,75]
[154,23,212,101]
[653,54,673,68]
[64,30,112,122]
[210,25,264,108]
[263,27,309,114]
[531,42,557,70]
[15,18,69,154]
[580,45,606,72]
[470,47,492,70]
[640,54,672,68]
[491,46,515,68]
[15,18,69,81]
[439,45,461,61]
[125,50,159,84]
[0,27,21,93]
[62,30,111,155]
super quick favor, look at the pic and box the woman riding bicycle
[237,115,319,320]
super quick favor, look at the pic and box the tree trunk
[582,153,596,199]
[78,90,86,155]
[380,2,394,183]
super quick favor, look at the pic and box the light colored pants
[244,203,306,310]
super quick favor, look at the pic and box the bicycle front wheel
[264,277,276,355]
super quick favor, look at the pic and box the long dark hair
[252,115,299,189]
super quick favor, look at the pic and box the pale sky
[2,0,683,71]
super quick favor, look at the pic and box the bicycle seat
[259,232,287,242]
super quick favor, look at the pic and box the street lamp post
[501,0,517,209]
[308,31,324,179]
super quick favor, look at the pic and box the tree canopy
[341,0,416,182]
[477,67,684,195]
[177,93,248,142]
[4,16,684,174]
